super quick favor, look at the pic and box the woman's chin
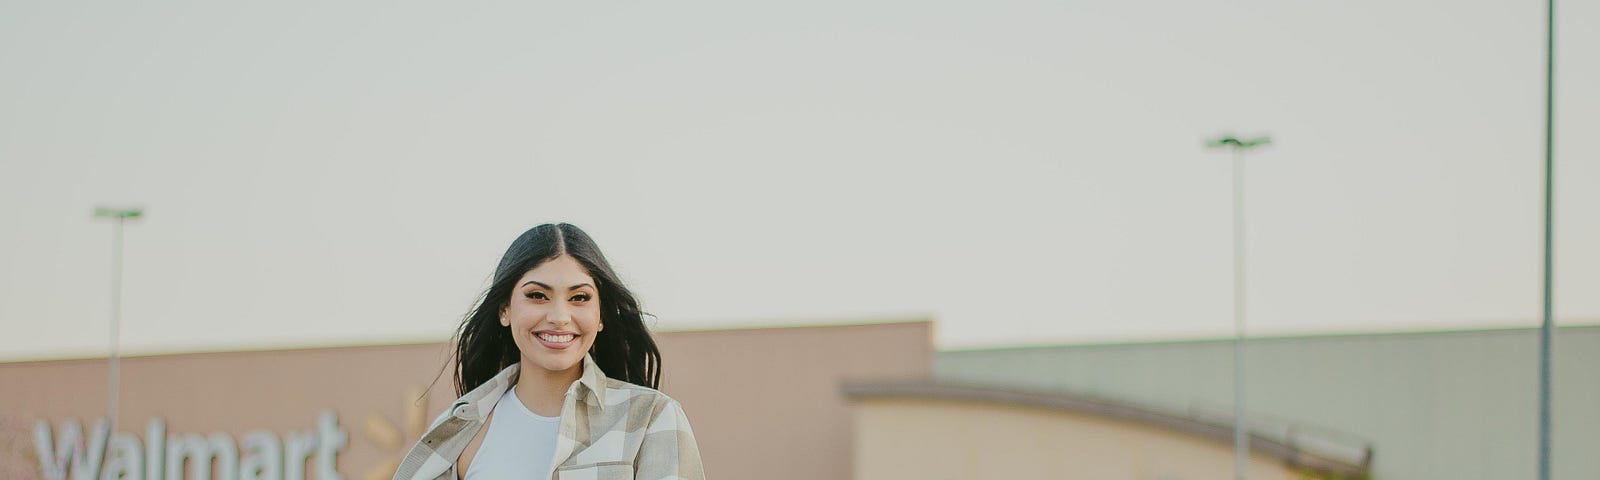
[522,351,584,376]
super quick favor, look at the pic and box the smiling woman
[392,223,704,480]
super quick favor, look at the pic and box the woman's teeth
[538,333,574,343]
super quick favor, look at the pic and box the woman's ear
[499,306,509,327]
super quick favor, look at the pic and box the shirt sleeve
[634,399,705,480]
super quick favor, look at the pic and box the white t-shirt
[464,386,562,479]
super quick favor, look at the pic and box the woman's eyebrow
[520,280,593,291]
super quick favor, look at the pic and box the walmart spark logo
[359,386,428,480]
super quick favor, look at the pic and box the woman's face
[500,254,603,377]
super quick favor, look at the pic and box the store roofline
[0,316,935,364]
[940,320,1600,354]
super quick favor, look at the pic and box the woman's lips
[535,331,577,349]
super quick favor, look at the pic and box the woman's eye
[570,294,591,302]
[526,292,548,300]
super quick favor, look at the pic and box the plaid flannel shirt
[393,354,704,480]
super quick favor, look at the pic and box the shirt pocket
[554,461,634,480]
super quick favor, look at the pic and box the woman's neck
[512,359,583,417]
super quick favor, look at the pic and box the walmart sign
[33,411,346,480]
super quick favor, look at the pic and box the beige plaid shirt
[393,354,704,480]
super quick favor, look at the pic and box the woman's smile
[535,330,579,348]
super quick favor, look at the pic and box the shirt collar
[576,352,609,406]
[456,353,609,420]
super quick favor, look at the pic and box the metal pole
[1205,135,1268,479]
[94,207,139,431]
[108,216,124,429]
[1537,0,1556,475]
[1232,148,1248,480]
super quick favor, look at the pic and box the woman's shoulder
[593,378,690,420]
[598,377,677,403]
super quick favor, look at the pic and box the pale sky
[2,0,1596,361]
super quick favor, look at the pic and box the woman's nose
[547,304,572,325]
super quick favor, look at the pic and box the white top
[464,386,562,479]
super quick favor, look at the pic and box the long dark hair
[450,223,660,396]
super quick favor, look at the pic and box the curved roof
[841,381,1370,478]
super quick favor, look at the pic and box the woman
[394,223,704,480]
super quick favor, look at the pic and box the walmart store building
[3,319,1596,479]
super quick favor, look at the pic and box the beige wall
[0,320,933,480]
[654,321,933,480]
[851,398,1306,480]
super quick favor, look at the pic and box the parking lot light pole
[93,206,142,430]
[1206,135,1270,480]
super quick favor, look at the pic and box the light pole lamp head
[1206,135,1273,151]
[93,207,144,220]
